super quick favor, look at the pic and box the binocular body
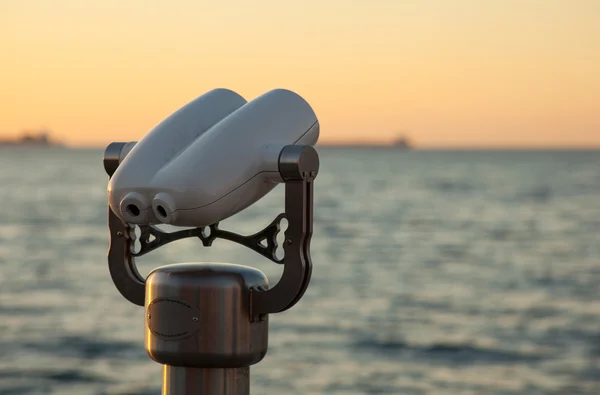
[108,88,319,227]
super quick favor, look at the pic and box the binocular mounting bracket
[103,143,319,320]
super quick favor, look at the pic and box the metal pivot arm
[104,142,146,306]
[250,145,318,318]
[107,209,145,306]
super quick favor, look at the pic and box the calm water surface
[0,147,599,394]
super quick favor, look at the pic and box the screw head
[192,317,199,322]
[117,231,124,237]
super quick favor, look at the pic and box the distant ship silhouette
[316,133,414,149]
[0,129,62,147]
[393,136,412,149]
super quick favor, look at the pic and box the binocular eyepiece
[118,191,177,224]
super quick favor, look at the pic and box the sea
[0,147,599,395]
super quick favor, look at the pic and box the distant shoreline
[0,130,63,147]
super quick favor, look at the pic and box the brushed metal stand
[103,143,319,395]
[163,367,249,395]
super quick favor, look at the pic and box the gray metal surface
[145,263,269,368]
[162,366,249,395]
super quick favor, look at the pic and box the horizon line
[47,143,600,151]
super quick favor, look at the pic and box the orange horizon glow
[1,1,599,148]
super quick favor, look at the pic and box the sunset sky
[1,0,599,148]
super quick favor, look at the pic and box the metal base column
[163,366,250,395]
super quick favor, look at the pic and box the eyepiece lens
[127,204,140,216]
[156,205,167,218]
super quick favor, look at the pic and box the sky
[1,0,599,148]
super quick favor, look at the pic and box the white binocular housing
[107,88,319,227]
